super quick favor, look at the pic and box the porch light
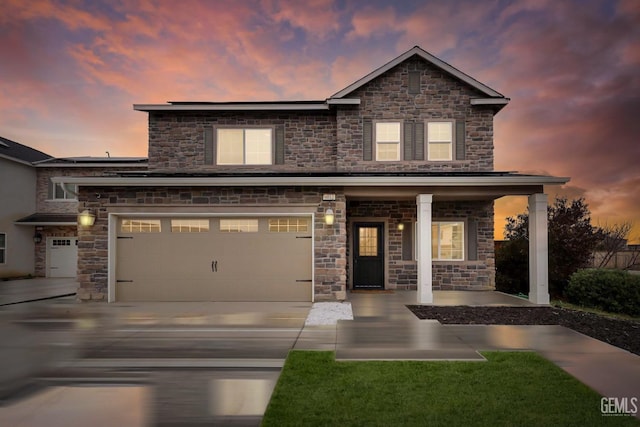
[78,209,96,227]
[33,233,42,244]
[325,208,335,226]
[398,223,405,231]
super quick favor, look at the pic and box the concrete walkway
[0,277,77,305]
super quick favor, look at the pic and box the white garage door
[47,237,78,277]
[115,216,313,302]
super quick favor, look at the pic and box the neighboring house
[17,157,147,278]
[0,137,52,278]
[0,138,147,280]
[52,46,568,304]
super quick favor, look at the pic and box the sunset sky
[1,0,639,241]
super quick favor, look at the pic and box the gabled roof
[0,136,52,165]
[134,46,508,112]
[330,46,507,100]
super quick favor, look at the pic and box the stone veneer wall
[147,111,337,172]
[36,167,147,214]
[76,186,346,302]
[347,199,495,291]
[347,200,417,290]
[336,56,495,172]
[432,200,495,290]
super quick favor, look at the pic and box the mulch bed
[406,305,640,356]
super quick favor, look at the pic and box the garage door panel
[211,235,311,301]
[117,234,216,301]
[116,216,312,302]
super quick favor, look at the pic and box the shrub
[565,269,640,316]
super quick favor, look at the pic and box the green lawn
[263,351,639,427]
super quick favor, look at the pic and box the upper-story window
[49,180,77,200]
[217,128,273,165]
[427,121,454,161]
[375,122,401,161]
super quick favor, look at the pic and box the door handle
[211,260,218,272]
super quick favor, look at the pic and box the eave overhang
[14,213,77,226]
[134,103,330,112]
[52,174,569,188]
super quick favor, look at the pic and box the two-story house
[54,46,568,304]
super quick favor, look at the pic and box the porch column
[528,193,550,305]
[416,194,433,304]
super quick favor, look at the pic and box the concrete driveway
[0,299,312,426]
[0,277,77,306]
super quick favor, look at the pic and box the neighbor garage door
[115,216,313,302]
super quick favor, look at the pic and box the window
[268,218,309,232]
[358,227,378,256]
[375,122,401,161]
[49,181,77,200]
[0,233,6,264]
[432,221,464,260]
[171,219,209,233]
[121,219,161,233]
[219,219,258,233]
[217,128,272,165]
[427,121,453,161]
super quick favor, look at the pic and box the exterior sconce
[325,208,335,225]
[397,223,405,231]
[78,209,96,227]
[33,233,43,244]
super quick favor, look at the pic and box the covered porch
[342,177,564,305]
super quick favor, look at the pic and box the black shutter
[404,122,414,161]
[275,125,285,164]
[408,71,421,95]
[467,220,478,261]
[455,121,466,161]
[414,122,425,160]
[363,120,373,161]
[204,128,214,165]
[402,222,414,261]
[48,179,54,199]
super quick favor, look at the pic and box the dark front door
[353,222,384,289]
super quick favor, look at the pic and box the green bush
[565,269,640,316]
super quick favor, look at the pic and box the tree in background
[496,197,603,298]
[595,221,639,270]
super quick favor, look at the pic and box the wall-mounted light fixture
[325,208,335,226]
[397,223,405,231]
[33,232,42,244]
[78,209,96,227]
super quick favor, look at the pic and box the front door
[353,222,384,289]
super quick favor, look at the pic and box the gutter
[51,175,570,188]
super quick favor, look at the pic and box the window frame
[49,180,77,201]
[426,120,455,161]
[120,219,162,233]
[219,219,259,233]
[374,120,403,162]
[215,126,274,165]
[431,220,465,261]
[0,232,6,264]
[170,219,210,233]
